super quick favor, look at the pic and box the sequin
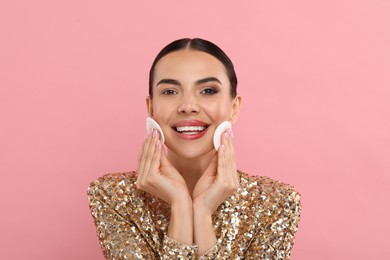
[87,169,301,259]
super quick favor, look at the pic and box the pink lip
[173,127,209,140]
[172,120,209,127]
[171,119,210,141]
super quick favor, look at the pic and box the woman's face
[147,49,241,159]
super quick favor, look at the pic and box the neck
[167,148,216,196]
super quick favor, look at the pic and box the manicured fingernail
[221,144,225,151]
[156,139,161,147]
[230,129,234,139]
[152,128,156,138]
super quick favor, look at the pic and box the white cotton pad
[213,121,232,150]
[146,117,165,144]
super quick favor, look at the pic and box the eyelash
[162,89,178,95]
[201,88,219,95]
[161,88,219,96]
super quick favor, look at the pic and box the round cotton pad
[146,117,165,144]
[213,121,232,150]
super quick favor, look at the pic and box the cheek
[202,101,233,121]
[152,100,175,120]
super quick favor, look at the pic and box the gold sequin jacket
[87,169,301,259]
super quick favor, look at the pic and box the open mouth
[173,125,209,135]
[171,120,211,137]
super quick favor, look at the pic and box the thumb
[160,146,171,167]
[204,153,218,176]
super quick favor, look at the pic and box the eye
[201,88,219,95]
[162,89,177,95]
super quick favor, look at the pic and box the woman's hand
[137,128,194,245]
[192,129,240,215]
[136,129,191,205]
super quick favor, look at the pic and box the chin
[167,142,214,159]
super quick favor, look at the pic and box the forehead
[153,49,229,84]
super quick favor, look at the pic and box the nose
[177,93,200,114]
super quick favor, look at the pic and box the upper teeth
[176,126,206,132]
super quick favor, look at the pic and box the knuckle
[139,179,148,189]
[145,178,154,186]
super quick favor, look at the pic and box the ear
[230,95,242,124]
[146,96,154,117]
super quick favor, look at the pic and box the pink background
[1,1,389,259]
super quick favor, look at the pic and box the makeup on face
[146,117,231,151]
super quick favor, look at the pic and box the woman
[88,38,301,259]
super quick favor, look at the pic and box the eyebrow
[156,77,222,87]
[195,77,222,85]
[156,79,180,86]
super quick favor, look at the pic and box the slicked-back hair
[148,38,237,99]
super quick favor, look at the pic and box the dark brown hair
[149,38,237,99]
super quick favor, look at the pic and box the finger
[221,130,234,185]
[138,133,150,164]
[216,139,226,183]
[226,130,239,185]
[204,152,218,177]
[222,130,238,193]
[209,152,218,168]
[221,130,230,181]
[226,130,239,187]
[149,138,162,178]
[225,130,235,171]
[141,129,159,183]
[160,142,171,167]
[137,131,153,184]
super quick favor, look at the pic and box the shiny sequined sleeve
[87,170,301,259]
[244,183,301,259]
[87,172,198,259]
[198,172,301,259]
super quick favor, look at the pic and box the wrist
[168,195,194,245]
[193,205,213,221]
[171,194,192,213]
[192,199,213,217]
[193,206,216,256]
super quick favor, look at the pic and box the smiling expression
[147,49,241,159]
